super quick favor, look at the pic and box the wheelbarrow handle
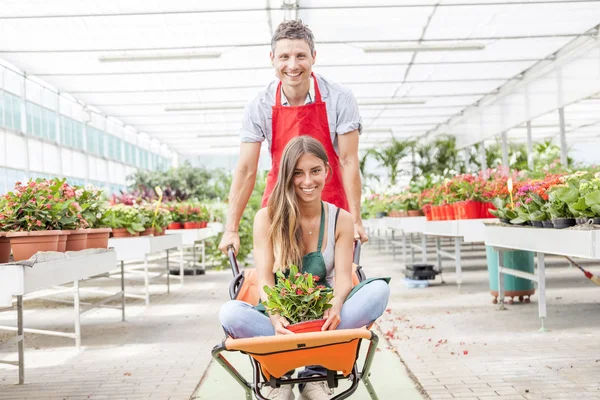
[353,240,361,265]
[227,245,240,277]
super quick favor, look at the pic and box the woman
[219,136,389,400]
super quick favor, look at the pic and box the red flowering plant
[0,178,88,232]
[508,175,564,224]
[262,264,334,324]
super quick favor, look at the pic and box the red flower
[313,275,320,282]
[35,220,42,227]
[295,289,304,295]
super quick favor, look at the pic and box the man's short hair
[271,19,315,55]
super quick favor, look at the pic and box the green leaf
[585,190,600,206]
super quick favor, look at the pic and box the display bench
[0,250,118,384]
[166,227,218,275]
[423,219,498,290]
[485,224,600,330]
[383,217,428,264]
[108,234,183,305]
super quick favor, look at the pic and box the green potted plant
[74,184,112,249]
[262,265,334,333]
[151,205,172,235]
[103,205,146,238]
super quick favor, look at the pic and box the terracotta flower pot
[111,228,138,238]
[139,227,155,237]
[153,227,164,236]
[57,231,70,252]
[167,222,182,230]
[85,228,112,249]
[287,319,326,334]
[407,210,423,217]
[5,230,60,261]
[0,235,10,263]
[183,222,197,229]
[65,230,88,251]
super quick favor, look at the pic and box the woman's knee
[219,300,248,328]
[361,280,390,317]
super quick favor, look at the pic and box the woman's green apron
[256,202,390,314]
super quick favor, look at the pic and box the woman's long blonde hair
[267,136,329,273]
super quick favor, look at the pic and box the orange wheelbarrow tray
[212,241,382,399]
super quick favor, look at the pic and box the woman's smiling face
[293,154,328,202]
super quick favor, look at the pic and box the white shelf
[108,234,183,262]
[166,227,217,246]
[0,250,117,307]
[384,216,427,233]
[424,219,498,243]
[485,224,600,259]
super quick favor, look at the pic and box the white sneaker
[263,385,295,400]
[301,381,333,400]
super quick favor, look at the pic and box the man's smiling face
[270,38,316,91]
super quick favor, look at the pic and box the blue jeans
[219,280,390,384]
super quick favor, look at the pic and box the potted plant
[0,196,10,263]
[262,265,334,333]
[139,205,156,236]
[1,179,62,260]
[151,205,172,235]
[72,184,112,249]
[104,205,146,238]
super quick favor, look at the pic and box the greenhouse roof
[1,0,599,155]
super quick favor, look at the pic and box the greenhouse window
[3,91,22,132]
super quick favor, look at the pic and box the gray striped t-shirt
[240,73,362,155]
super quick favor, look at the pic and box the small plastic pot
[541,220,554,228]
[287,319,326,334]
[551,218,576,229]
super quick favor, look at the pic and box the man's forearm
[226,166,258,231]
[340,155,362,224]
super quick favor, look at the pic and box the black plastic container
[405,264,438,280]
[531,221,543,228]
[552,218,576,229]
[542,220,554,228]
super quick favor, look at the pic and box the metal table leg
[409,233,415,265]
[74,280,81,350]
[17,295,24,385]
[144,255,150,305]
[498,249,506,310]
[121,261,126,322]
[537,252,547,332]
[455,238,462,292]
[436,238,445,283]
[201,239,206,274]
[179,246,184,283]
[391,230,396,260]
[421,235,428,263]
[166,249,170,294]
[401,231,407,264]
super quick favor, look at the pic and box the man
[219,19,367,258]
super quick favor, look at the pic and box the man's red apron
[261,74,349,211]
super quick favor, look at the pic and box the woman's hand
[321,301,343,331]
[270,314,294,335]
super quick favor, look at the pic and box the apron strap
[317,201,326,253]
[274,74,321,106]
